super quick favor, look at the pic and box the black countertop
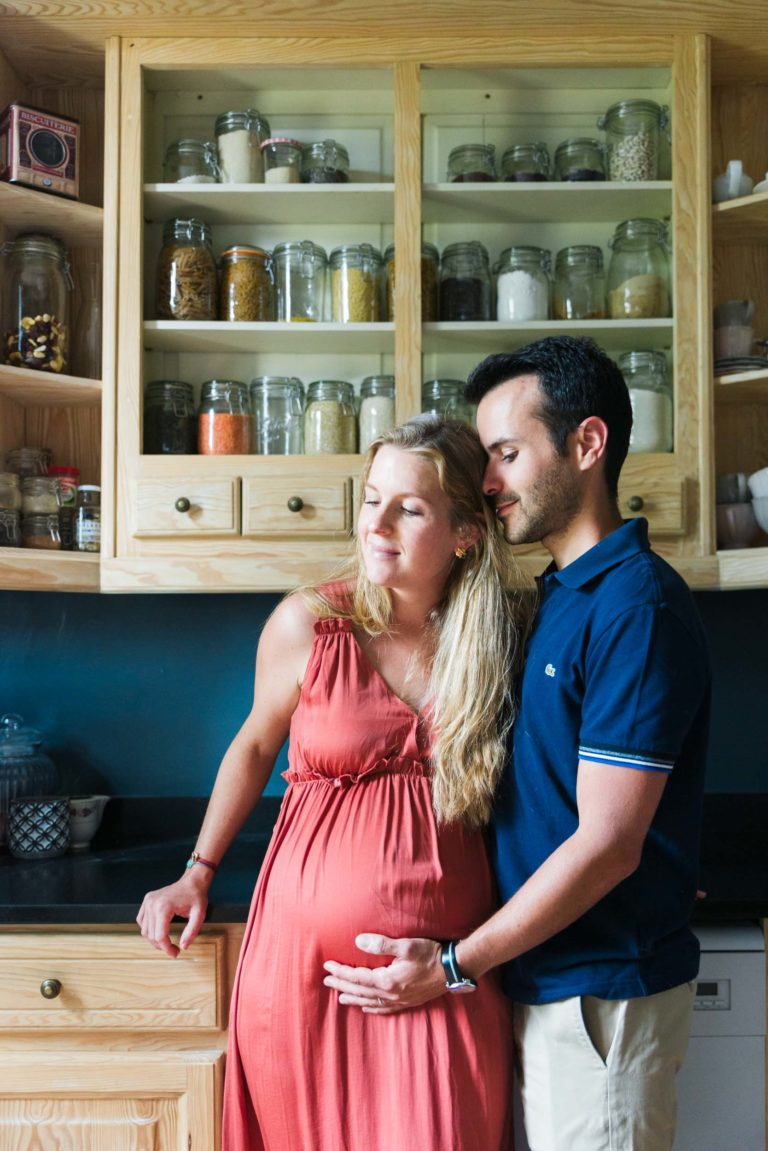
[0,794,766,926]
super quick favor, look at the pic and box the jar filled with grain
[606,218,671,319]
[219,245,274,321]
[215,109,271,183]
[330,244,382,323]
[73,485,101,552]
[500,142,550,182]
[421,379,474,424]
[20,476,60,516]
[0,510,21,547]
[598,100,669,182]
[163,139,220,184]
[1,233,72,373]
[440,241,491,322]
[4,447,50,477]
[301,139,350,183]
[359,376,396,451]
[250,376,304,455]
[261,138,303,184]
[156,218,217,321]
[22,513,60,550]
[198,380,251,455]
[496,246,551,321]
[384,243,439,322]
[447,144,496,182]
[143,380,197,454]
[553,138,605,182]
[618,350,673,453]
[553,245,605,320]
[304,380,357,454]
[273,241,328,322]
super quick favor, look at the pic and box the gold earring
[454,546,467,559]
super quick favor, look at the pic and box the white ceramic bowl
[752,496,768,534]
[69,795,109,850]
[716,501,758,549]
[747,466,768,498]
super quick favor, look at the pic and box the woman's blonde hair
[303,415,526,828]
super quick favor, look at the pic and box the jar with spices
[606,218,671,319]
[304,381,357,454]
[156,218,217,321]
[0,510,21,548]
[384,243,439,323]
[496,246,551,321]
[330,244,382,323]
[219,246,274,322]
[4,447,50,477]
[261,138,303,185]
[163,139,219,184]
[359,376,396,451]
[250,377,304,455]
[272,241,328,323]
[553,246,605,320]
[73,485,100,552]
[143,380,197,454]
[301,139,350,184]
[553,138,605,182]
[447,144,496,183]
[22,513,60,550]
[440,241,491,322]
[198,380,251,455]
[598,99,669,182]
[500,142,550,182]
[1,233,72,373]
[618,351,673,453]
[215,109,271,183]
[21,475,60,516]
[421,379,474,424]
[0,473,22,512]
[48,465,79,550]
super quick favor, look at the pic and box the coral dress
[222,616,514,1151]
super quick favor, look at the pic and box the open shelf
[0,547,100,593]
[143,183,394,226]
[0,363,102,406]
[422,319,674,354]
[712,190,768,245]
[0,182,103,248]
[143,320,395,355]
[422,181,673,225]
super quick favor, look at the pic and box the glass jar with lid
[421,379,474,424]
[304,381,357,454]
[143,380,197,454]
[0,714,60,847]
[215,109,271,183]
[301,139,350,184]
[22,513,61,550]
[553,245,606,320]
[384,243,439,322]
[618,351,673,453]
[21,475,60,516]
[261,138,303,184]
[440,241,491,321]
[48,464,79,550]
[4,447,50,477]
[359,376,396,451]
[330,244,382,323]
[1,233,72,373]
[553,138,605,182]
[598,99,669,181]
[250,377,304,455]
[447,144,496,183]
[198,380,251,455]
[272,241,328,322]
[500,142,550,182]
[606,218,671,319]
[219,245,274,321]
[74,485,101,552]
[0,473,22,512]
[156,218,217,321]
[163,139,220,184]
[496,246,551,321]
[0,510,21,548]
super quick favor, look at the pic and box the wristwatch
[440,940,477,994]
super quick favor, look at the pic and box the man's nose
[483,461,501,496]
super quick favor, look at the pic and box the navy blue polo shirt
[492,518,711,1004]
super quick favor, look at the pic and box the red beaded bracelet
[186,851,218,872]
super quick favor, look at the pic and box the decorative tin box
[0,102,80,199]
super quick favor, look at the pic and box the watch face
[446,980,477,994]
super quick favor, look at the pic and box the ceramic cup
[715,472,750,504]
[715,501,759,549]
[8,796,70,859]
[747,465,768,499]
[69,795,109,850]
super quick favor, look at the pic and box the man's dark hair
[465,336,633,499]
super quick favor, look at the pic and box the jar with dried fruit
[1,233,72,373]
[198,380,251,454]
[156,218,217,321]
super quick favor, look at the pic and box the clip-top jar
[261,138,303,184]
[553,245,605,320]
[163,139,219,184]
[384,243,439,322]
[301,139,350,184]
[250,377,304,455]
[272,241,328,322]
[198,380,251,455]
[554,138,605,182]
[607,218,671,319]
[1,233,72,373]
[440,241,491,321]
[598,99,669,181]
[359,376,396,451]
[447,144,496,183]
[330,244,382,322]
[304,381,357,454]
[421,379,474,424]
[215,109,271,183]
[219,245,274,321]
[500,142,550,182]
[143,380,197,454]
[618,351,673,453]
[156,218,217,321]
[496,246,551,321]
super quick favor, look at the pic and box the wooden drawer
[0,932,225,1030]
[242,474,353,536]
[618,459,685,535]
[134,477,239,536]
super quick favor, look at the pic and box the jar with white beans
[598,99,669,182]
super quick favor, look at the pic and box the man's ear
[573,416,609,473]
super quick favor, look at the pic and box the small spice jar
[440,241,491,322]
[0,472,22,512]
[261,138,303,185]
[447,144,496,182]
[359,376,396,451]
[219,245,274,321]
[598,99,669,182]
[22,513,60,550]
[156,218,217,321]
[618,351,673,453]
[215,109,271,183]
[272,241,328,322]
[500,142,550,182]
[4,447,50,477]
[384,243,439,323]
[143,380,197,454]
[301,139,350,184]
[73,485,101,552]
[330,244,382,323]
[48,464,79,550]
[0,510,21,548]
[250,377,304,455]
[421,379,474,424]
[496,246,551,321]
[553,245,606,320]
[21,475,60,516]
[553,138,605,182]
[163,139,219,184]
[304,380,357,454]
[606,218,671,319]
[1,233,72,373]
[198,380,251,455]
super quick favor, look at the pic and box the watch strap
[440,939,477,991]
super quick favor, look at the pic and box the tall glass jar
[250,377,304,455]
[359,376,396,451]
[198,380,251,455]
[304,381,357,454]
[553,138,605,182]
[553,245,606,320]
[440,241,491,321]
[261,138,303,184]
[421,379,474,424]
[330,244,382,323]
[272,241,328,322]
[219,245,274,321]
[74,485,101,552]
[618,351,673,453]
[496,246,551,321]
[606,218,671,319]
[301,139,350,184]
[384,243,439,322]
[215,109,271,183]
[447,144,496,182]
[1,233,72,373]
[156,218,217,321]
[598,99,669,181]
[163,139,219,184]
[500,142,550,182]
[143,380,197,454]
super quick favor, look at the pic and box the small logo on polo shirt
[545,663,556,678]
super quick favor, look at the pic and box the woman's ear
[457,520,482,551]
[573,415,609,473]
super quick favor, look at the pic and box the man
[324,336,711,1151]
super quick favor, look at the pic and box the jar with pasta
[198,380,251,455]
[304,380,357,454]
[330,244,382,323]
[385,243,439,322]
[219,245,274,321]
[156,218,217,321]
[606,218,671,319]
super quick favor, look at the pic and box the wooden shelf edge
[0,182,103,248]
[0,364,102,406]
[0,549,100,593]
[715,548,768,590]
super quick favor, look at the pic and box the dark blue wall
[1,588,766,797]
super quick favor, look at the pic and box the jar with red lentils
[198,380,251,454]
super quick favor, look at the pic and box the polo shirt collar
[541,517,651,590]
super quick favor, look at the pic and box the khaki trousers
[513,981,696,1151]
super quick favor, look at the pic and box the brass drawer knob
[627,495,644,512]
[40,978,62,1000]
[287,496,304,513]
[174,497,191,513]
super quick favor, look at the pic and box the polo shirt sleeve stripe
[579,745,675,773]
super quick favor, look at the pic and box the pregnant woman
[137,415,524,1151]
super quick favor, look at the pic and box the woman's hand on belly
[323,932,445,1013]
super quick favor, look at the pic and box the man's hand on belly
[323,934,444,1013]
